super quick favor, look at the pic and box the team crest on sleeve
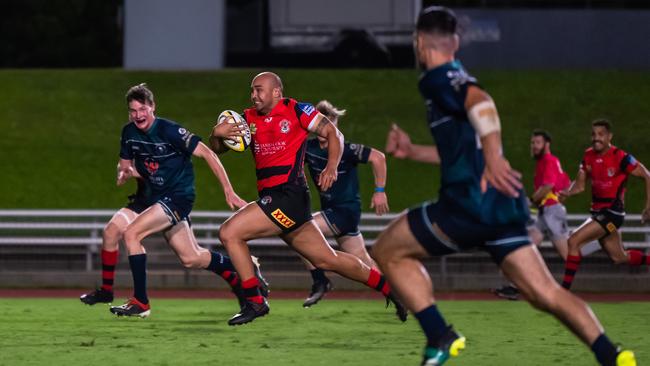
[178,128,186,135]
[279,120,291,134]
[298,103,315,115]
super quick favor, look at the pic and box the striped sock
[241,277,264,304]
[561,255,581,290]
[366,268,391,297]
[205,251,239,288]
[627,250,650,266]
[100,249,118,292]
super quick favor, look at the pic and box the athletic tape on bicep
[467,100,501,137]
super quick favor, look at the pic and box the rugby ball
[217,110,251,152]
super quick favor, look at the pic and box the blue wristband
[374,187,385,193]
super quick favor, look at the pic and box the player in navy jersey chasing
[559,119,650,290]
[105,83,261,318]
[375,7,635,366]
[299,100,389,307]
[210,72,407,325]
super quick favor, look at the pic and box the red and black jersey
[243,98,320,192]
[580,145,638,212]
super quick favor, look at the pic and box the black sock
[415,304,448,347]
[310,268,328,283]
[205,251,239,287]
[206,250,236,274]
[128,254,148,305]
[591,334,618,366]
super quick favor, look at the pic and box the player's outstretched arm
[367,148,389,215]
[559,169,586,202]
[311,114,343,191]
[192,141,247,210]
[465,86,522,198]
[385,123,440,164]
[629,162,650,223]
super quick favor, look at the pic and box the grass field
[1,69,650,212]
[0,298,648,366]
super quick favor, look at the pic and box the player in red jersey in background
[494,129,572,300]
[211,71,406,325]
[560,119,650,290]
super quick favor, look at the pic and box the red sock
[366,268,391,297]
[242,277,264,304]
[627,250,649,266]
[221,270,240,287]
[561,255,581,290]
[101,249,119,292]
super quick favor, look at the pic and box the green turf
[1,69,650,212]
[0,298,647,365]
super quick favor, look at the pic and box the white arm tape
[467,100,501,137]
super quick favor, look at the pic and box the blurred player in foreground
[211,72,406,325]
[560,119,650,290]
[300,100,389,307]
[106,83,254,317]
[375,7,635,366]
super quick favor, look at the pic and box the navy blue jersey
[419,61,528,225]
[119,118,201,205]
[305,139,371,209]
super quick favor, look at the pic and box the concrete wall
[124,0,225,70]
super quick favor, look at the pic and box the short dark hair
[126,83,154,106]
[532,129,552,143]
[416,6,457,35]
[592,118,612,132]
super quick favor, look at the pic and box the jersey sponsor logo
[280,119,291,134]
[260,196,272,205]
[271,208,295,228]
[607,168,615,177]
[144,158,159,175]
[298,103,315,116]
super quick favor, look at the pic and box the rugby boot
[491,285,520,301]
[109,298,151,318]
[421,326,466,366]
[80,288,114,305]
[228,298,270,326]
[303,279,332,307]
[386,293,408,322]
[615,350,636,366]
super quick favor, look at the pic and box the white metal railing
[0,210,648,271]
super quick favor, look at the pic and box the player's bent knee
[102,223,124,248]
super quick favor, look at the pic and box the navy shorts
[407,200,531,264]
[591,209,624,238]
[157,195,194,226]
[257,184,313,234]
[321,205,361,238]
